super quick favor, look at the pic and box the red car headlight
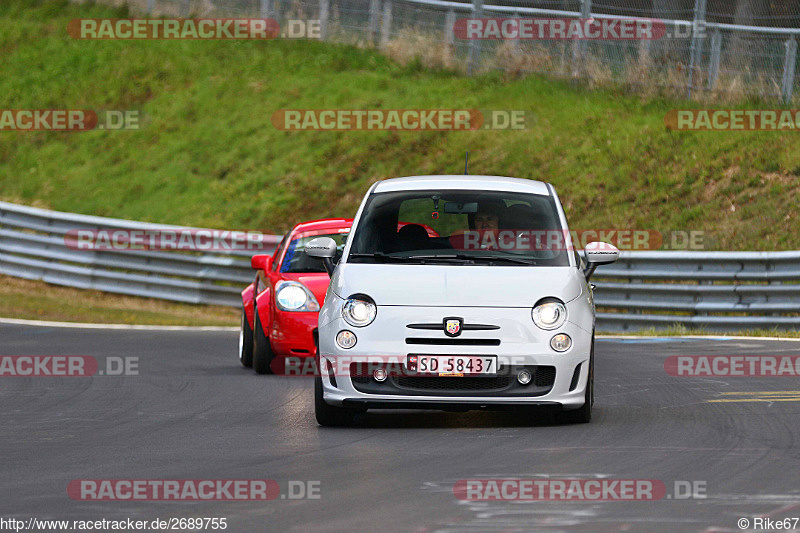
[275,281,320,312]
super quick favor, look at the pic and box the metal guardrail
[1,201,798,331]
[593,251,800,331]
[0,201,279,307]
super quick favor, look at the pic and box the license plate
[407,355,497,376]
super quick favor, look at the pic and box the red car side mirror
[251,254,272,271]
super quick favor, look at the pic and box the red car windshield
[280,231,349,273]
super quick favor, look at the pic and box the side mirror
[251,254,272,271]
[305,237,337,277]
[583,242,619,280]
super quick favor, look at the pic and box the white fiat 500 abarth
[306,175,618,426]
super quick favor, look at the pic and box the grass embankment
[1,0,799,325]
[0,275,238,325]
[2,0,800,247]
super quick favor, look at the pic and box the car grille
[405,338,501,346]
[349,363,556,397]
[535,366,556,387]
[395,375,510,391]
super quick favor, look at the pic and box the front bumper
[318,305,593,410]
[269,311,318,357]
[341,399,563,411]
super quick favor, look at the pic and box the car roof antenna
[464,151,469,175]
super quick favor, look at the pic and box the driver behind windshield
[459,200,509,250]
[467,200,506,231]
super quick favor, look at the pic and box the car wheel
[559,336,594,424]
[314,376,356,426]
[252,305,274,375]
[239,307,254,368]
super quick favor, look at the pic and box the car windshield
[281,230,349,273]
[348,190,570,266]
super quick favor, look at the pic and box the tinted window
[271,235,288,271]
[349,190,569,266]
[280,231,349,273]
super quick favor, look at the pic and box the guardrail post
[638,32,650,65]
[260,0,274,19]
[782,37,797,103]
[686,0,707,99]
[512,11,521,53]
[319,0,329,40]
[580,0,591,26]
[707,29,722,90]
[466,0,482,75]
[572,0,591,76]
[380,0,392,49]
[369,0,381,45]
[445,9,456,49]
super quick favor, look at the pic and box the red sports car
[239,218,353,374]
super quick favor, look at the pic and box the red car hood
[279,272,332,307]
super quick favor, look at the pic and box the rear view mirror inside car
[443,201,477,214]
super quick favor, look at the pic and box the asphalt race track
[2,322,800,532]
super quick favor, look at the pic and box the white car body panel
[317,175,602,411]
[327,264,584,308]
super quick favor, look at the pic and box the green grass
[0,274,238,325]
[2,0,800,252]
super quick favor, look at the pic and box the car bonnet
[329,264,583,307]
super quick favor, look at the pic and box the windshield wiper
[349,252,414,262]
[350,253,535,265]
[404,254,534,265]
[469,255,538,265]
[404,254,475,264]
[350,253,474,264]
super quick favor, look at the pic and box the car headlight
[550,333,572,352]
[336,330,357,349]
[275,281,320,312]
[342,295,376,327]
[531,298,567,330]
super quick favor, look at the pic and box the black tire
[559,336,594,424]
[252,305,274,375]
[314,376,356,426]
[238,307,254,368]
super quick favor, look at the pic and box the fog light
[517,369,532,385]
[335,330,357,349]
[550,333,572,352]
[373,368,387,382]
